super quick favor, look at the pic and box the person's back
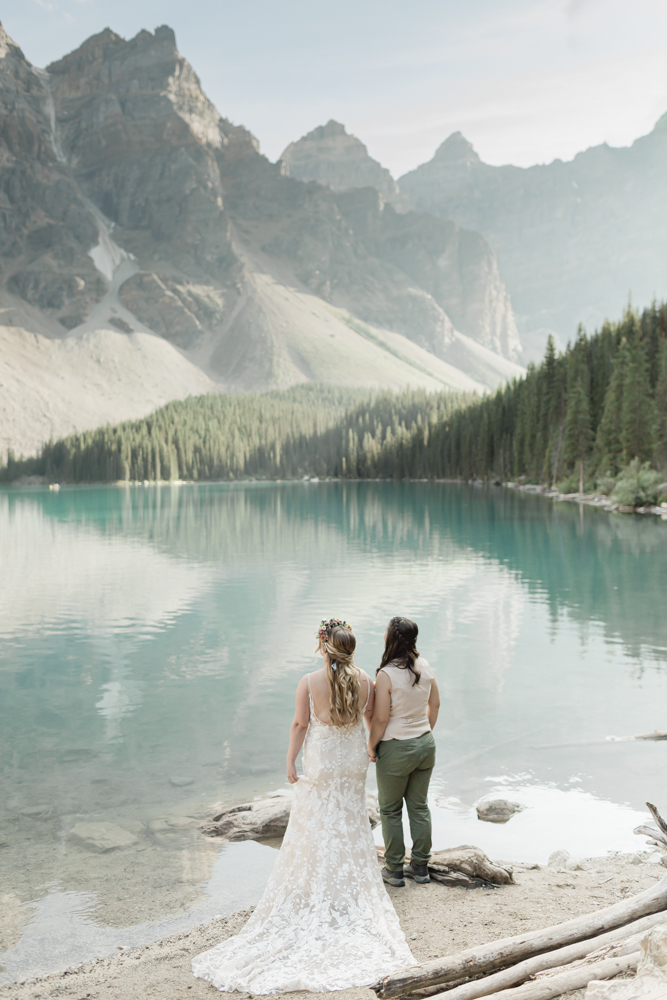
[380,656,434,741]
[368,617,440,887]
[192,617,414,994]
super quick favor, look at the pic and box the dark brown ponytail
[378,616,420,686]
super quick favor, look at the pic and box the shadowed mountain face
[0,24,524,456]
[398,127,667,341]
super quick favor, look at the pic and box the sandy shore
[3,853,665,1000]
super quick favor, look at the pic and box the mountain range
[0,23,523,459]
[283,117,667,352]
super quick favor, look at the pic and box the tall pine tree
[563,363,593,493]
[594,337,630,474]
[620,335,656,464]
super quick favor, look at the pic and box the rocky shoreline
[3,853,666,1000]
[505,481,667,519]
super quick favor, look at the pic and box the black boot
[403,862,430,883]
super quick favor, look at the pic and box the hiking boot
[382,866,405,887]
[404,862,430,883]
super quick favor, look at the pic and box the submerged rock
[476,799,524,824]
[70,821,139,852]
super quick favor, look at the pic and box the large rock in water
[70,821,139,852]
[201,792,380,841]
[476,798,524,823]
[280,120,399,199]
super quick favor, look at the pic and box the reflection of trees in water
[25,481,667,669]
[438,486,667,670]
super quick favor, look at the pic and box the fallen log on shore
[371,875,667,997]
[425,913,667,1000]
[376,845,514,888]
[460,952,639,1000]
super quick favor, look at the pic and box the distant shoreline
[4,475,667,521]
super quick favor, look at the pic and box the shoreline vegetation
[3,302,667,513]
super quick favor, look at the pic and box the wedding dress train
[191,676,415,993]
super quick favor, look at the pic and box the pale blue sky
[4,0,667,176]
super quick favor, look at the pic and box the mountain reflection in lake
[1,482,666,979]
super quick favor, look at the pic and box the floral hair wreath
[316,618,352,643]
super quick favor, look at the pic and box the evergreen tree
[620,335,656,464]
[654,338,667,467]
[594,337,629,475]
[563,366,593,493]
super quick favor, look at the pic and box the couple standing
[192,616,441,994]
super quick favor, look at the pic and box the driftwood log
[376,845,514,888]
[585,922,667,998]
[428,912,667,1000]
[429,847,514,887]
[371,875,667,997]
[635,802,667,862]
[456,953,639,1000]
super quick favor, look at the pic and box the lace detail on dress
[192,673,414,993]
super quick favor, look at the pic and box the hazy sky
[4,0,667,177]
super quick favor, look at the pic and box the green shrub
[595,474,617,496]
[610,459,662,507]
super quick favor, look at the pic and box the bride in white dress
[192,619,415,993]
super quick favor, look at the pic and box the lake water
[1,481,667,982]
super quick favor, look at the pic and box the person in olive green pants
[368,616,440,887]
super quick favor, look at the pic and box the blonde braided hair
[322,624,361,727]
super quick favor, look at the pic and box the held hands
[367,740,377,763]
[287,760,299,784]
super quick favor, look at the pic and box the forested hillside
[3,303,666,497]
[0,385,467,484]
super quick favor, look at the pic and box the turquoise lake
[1,481,667,981]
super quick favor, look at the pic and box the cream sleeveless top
[380,656,434,741]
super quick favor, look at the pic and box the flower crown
[317,618,352,643]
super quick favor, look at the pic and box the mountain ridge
[0,22,523,459]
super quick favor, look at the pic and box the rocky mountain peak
[280,120,399,198]
[0,20,22,60]
[433,131,481,165]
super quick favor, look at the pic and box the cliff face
[399,127,667,338]
[0,23,525,455]
[280,120,399,199]
[0,24,105,331]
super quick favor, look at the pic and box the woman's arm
[286,676,310,783]
[362,672,375,730]
[427,677,441,731]
[367,670,391,761]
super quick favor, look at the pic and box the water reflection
[1,482,666,981]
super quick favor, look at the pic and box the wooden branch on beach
[429,848,514,887]
[376,846,514,888]
[635,802,667,856]
[422,912,667,1000]
[452,952,639,1000]
[370,875,667,997]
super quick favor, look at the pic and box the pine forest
[3,303,667,506]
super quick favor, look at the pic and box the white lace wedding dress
[192,675,415,993]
